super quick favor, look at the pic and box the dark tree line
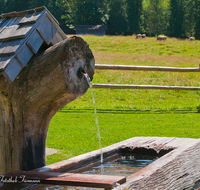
[1,0,200,38]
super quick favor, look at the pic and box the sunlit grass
[81,35,200,58]
[47,108,200,164]
[46,35,200,165]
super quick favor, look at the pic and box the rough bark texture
[0,36,95,174]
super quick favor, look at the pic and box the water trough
[2,137,200,190]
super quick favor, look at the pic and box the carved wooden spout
[0,36,95,174]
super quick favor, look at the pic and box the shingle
[19,10,45,26]
[0,17,6,27]
[0,6,67,83]
[0,56,12,71]
[0,39,24,56]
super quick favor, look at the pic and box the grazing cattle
[157,36,167,41]
[188,37,194,41]
[135,34,142,39]
[142,34,146,39]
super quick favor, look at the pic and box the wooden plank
[0,25,19,42]
[146,137,176,148]
[0,56,12,71]
[122,138,200,190]
[0,17,23,39]
[37,16,57,45]
[46,14,67,41]
[1,11,17,18]
[92,84,200,90]
[26,30,43,54]
[1,10,33,19]
[9,25,33,42]
[0,39,24,57]
[165,137,199,148]
[126,137,157,148]
[0,16,33,42]
[2,58,21,82]
[15,44,33,68]
[46,9,60,26]
[0,6,45,19]
[51,31,64,45]
[9,17,23,26]
[0,18,14,34]
[128,137,175,148]
[0,18,6,27]
[95,64,200,72]
[123,137,176,156]
[4,171,126,189]
[19,10,45,26]
[0,26,31,42]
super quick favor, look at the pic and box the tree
[184,0,195,37]
[2,0,14,13]
[168,0,186,38]
[145,0,168,36]
[12,0,29,11]
[194,0,200,39]
[107,0,127,35]
[184,0,200,39]
[47,0,71,33]
[63,0,108,26]
[28,0,49,9]
[0,0,6,14]
[126,0,143,34]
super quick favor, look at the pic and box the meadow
[46,35,200,165]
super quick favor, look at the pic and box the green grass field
[46,35,200,165]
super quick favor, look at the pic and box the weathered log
[0,36,95,174]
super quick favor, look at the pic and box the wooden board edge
[3,171,126,189]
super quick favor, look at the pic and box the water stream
[81,69,103,164]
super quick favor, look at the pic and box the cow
[142,34,146,39]
[157,36,167,41]
[135,34,142,39]
[188,37,194,41]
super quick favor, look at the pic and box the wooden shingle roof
[0,6,67,83]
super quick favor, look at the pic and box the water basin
[0,154,155,190]
[81,158,154,176]
[3,136,198,190]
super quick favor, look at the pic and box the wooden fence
[93,64,200,90]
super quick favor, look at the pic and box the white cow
[157,36,167,41]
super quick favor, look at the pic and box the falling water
[81,69,104,164]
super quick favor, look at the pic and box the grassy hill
[46,35,200,165]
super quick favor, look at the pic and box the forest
[0,0,200,39]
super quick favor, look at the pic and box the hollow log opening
[0,36,95,174]
[120,146,174,159]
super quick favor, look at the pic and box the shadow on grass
[58,108,200,114]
